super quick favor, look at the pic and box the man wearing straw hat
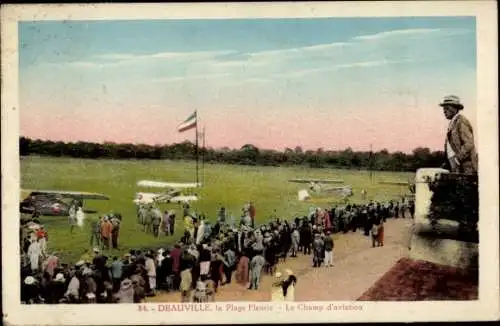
[439,95,478,174]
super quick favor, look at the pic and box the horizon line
[19,135,443,155]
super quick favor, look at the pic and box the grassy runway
[20,156,412,263]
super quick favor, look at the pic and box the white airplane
[134,180,200,205]
[137,180,201,189]
[289,178,346,193]
[297,185,354,202]
[289,178,352,201]
[288,178,344,185]
[133,192,198,205]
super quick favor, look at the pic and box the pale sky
[19,17,476,153]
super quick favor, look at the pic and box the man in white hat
[54,273,66,283]
[22,276,40,304]
[24,275,36,285]
[116,278,134,303]
[47,273,67,303]
[439,95,478,174]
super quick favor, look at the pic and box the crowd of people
[20,197,414,304]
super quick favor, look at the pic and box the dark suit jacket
[444,114,478,174]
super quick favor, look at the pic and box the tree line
[19,137,445,172]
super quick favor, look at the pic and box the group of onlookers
[88,213,122,249]
[20,197,413,304]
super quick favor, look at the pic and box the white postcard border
[2,1,498,325]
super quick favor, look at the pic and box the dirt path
[147,218,412,302]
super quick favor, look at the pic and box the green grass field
[20,156,412,263]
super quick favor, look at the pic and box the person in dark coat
[46,273,67,303]
[210,250,224,292]
[169,213,176,235]
[409,199,415,219]
[222,246,236,284]
[170,244,182,290]
[160,250,174,291]
[264,239,277,274]
[329,208,337,233]
[361,208,370,236]
[312,234,324,268]
[300,222,312,255]
[111,215,121,249]
[280,227,291,262]
[22,276,42,304]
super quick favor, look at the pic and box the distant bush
[19,136,445,172]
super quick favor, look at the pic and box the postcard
[1,1,499,325]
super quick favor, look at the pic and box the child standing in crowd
[19,199,402,304]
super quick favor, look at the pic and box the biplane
[20,190,110,216]
[288,178,344,185]
[288,178,353,201]
[134,180,200,205]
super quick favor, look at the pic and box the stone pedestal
[409,168,478,269]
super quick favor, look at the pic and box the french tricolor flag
[177,111,197,133]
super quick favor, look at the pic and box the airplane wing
[322,186,344,193]
[169,195,198,203]
[167,189,181,197]
[378,181,410,185]
[28,190,110,200]
[153,192,177,203]
[323,186,353,195]
[288,178,344,184]
[137,180,201,189]
[134,192,198,204]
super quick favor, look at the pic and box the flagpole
[202,125,206,187]
[369,143,373,183]
[195,110,199,186]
